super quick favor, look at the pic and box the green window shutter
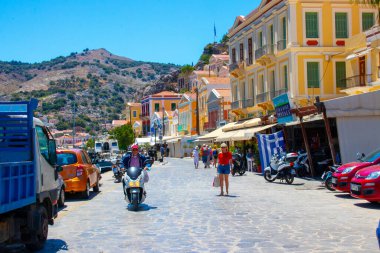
[362,13,374,31]
[155,103,159,112]
[306,12,319,38]
[282,17,287,41]
[335,13,348,38]
[336,62,347,88]
[270,25,274,45]
[284,65,288,90]
[307,62,320,88]
[259,32,263,47]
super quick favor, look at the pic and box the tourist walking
[217,143,232,196]
[212,145,218,168]
[192,146,199,169]
[246,148,254,172]
[202,145,209,168]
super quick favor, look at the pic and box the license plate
[351,184,359,192]
[332,177,337,184]
[291,169,296,175]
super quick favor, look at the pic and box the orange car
[57,149,101,199]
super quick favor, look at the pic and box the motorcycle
[231,153,246,176]
[123,159,153,211]
[321,165,339,191]
[293,152,309,178]
[264,152,297,184]
[113,163,124,183]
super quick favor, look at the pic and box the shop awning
[229,124,277,141]
[346,48,372,61]
[197,122,236,140]
[166,138,181,143]
[284,114,323,126]
[215,130,238,142]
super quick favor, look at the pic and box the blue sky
[0,0,260,65]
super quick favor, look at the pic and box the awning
[285,114,323,126]
[215,130,238,142]
[197,122,236,140]
[166,138,181,143]
[346,48,372,60]
[229,124,277,141]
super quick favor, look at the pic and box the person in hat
[202,145,209,168]
[217,143,232,196]
[192,146,200,169]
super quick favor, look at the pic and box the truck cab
[0,99,61,251]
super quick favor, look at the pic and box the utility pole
[72,101,76,148]
[162,106,165,137]
[129,105,132,125]
[195,88,200,135]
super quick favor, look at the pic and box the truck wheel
[82,181,90,199]
[26,205,48,251]
[93,177,100,192]
[58,186,65,207]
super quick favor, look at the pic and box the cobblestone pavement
[38,158,380,253]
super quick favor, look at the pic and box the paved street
[39,158,379,253]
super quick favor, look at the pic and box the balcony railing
[256,92,269,104]
[244,98,254,108]
[268,44,275,54]
[229,62,239,72]
[342,74,372,88]
[255,45,267,59]
[277,40,287,51]
[274,88,288,97]
[269,91,276,100]
[231,100,242,110]
[246,56,253,66]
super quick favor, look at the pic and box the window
[81,151,89,164]
[284,65,288,90]
[336,62,347,88]
[335,13,348,38]
[154,103,159,112]
[306,12,319,38]
[362,13,374,31]
[259,75,265,93]
[232,48,236,63]
[239,43,244,62]
[57,153,77,166]
[171,103,176,111]
[248,38,253,64]
[282,17,287,41]
[270,25,274,45]
[271,71,275,92]
[36,126,50,162]
[133,111,137,117]
[259,32,263,47]
[307,62,320,88]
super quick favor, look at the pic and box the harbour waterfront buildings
[228,0,377,120]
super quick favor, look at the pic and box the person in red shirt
[217,143,232,196]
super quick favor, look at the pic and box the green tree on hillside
[181,65,195,74]
[86,138,95,149]
[220,33,229,44]
[109,124,135,150]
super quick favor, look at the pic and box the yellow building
[227,0,377,119]
[126,102,142,135]
[178,92,197,136]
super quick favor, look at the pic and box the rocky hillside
[0,48,179,133]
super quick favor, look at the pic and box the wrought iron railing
[342,74,372,88]
[244,98,254,108]
[274,88,288,97]
[268,44,275,54]
[277,40,287,51]
[231,100,241,110]
[255,45,267,59]
[256,92,269,104]
[229,63,239,72]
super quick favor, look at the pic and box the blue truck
[0,99,62,251]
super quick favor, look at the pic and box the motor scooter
[264,152,297,184]
[321,165,339,191]
[231,153,246,176]
[113,163,124,183]
[123,159,153,211]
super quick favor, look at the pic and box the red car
[332,148,380,192]
[350,165,380,203]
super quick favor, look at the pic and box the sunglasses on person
[132,149,138,151]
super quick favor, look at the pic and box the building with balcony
[178,92,197,136]
[198,77,230,134]
[228,0,377,120]
[141,91,182,136]
[126,102,142,135]
[204,54,230,77]
[206,88,232,132]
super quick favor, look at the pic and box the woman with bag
[217,143,232,196]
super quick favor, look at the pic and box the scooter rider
[122,144,149,195]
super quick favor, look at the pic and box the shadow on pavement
[64,191,101,202]
[35,239,68,252]
[224,195,239,198]
[127,204,158,212]
[334,193,353,199]
[354,202,380,210]
[267,182,305,186]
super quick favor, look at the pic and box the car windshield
[363,148,380,162]
[57,153,77,165]
[97,161,113,167]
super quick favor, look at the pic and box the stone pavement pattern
[38,158,379,253]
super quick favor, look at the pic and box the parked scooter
[113,163,124,183]
[264,152,297,184]
[321,165,339,191]
[123,159,153,211]
[293,152,309,178]
[231,153,246,176]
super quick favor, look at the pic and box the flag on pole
[214,22,217,42]
[256,131,285,174]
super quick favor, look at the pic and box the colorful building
[126,102,142,135]
[227,0,377,120]
[141,91,182,136]
[205,54,230,77]
[178,92,197,136]
[207,88,232,131]
[198,77,230,134]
